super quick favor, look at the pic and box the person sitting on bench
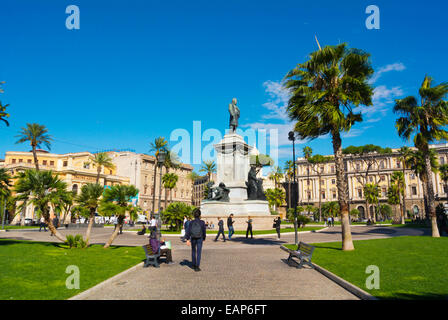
[149,231,174,265]
[137,225,146,235]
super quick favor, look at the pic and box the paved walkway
[1,225,427,300]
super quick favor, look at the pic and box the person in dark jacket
[227,214,235,240]
[246,216,253,239]
[214,217,226,242]
[274,216,281,240]
[185,208,206,272]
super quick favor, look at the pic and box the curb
[68,261,144,300]
[311,263,378,300]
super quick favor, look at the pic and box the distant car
[24,218,33,226]
[136,214,148,224]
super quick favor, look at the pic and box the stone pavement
[1,225,427,300]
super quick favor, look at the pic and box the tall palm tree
[200,160,217,181]
[394,75,448,237]
[162,173,179,207]
[390,171,406,224]
[76,183,104,245]
[0,168,12,227]
[99,184,139,248]
[162,150,180,206]
[149,137,168,214]
[364,183,379,222]
[0,101,10,127]
[14,170,67,241]
[15,123,52,171]
[408,149,439,220]
[285,43,374,250]
[398,146,413,219]
[387,183,401,224]
[90,152,115,184]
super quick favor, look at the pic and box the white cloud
[260,80,291,121]
[369,62,406,84]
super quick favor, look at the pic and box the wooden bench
[281,242,315,269]
[142,244,168,268]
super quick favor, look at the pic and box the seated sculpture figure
[210,182,230,202]
[246,166,266,200]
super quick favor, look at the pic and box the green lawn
[285,236,448,299]
[0,239,145,300]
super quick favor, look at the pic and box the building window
[331,179,335,184]
[43,160,47,166]
[320,167,324,173]
[380,175,385,181]
[412,186,417,196]
[382,187,387,197]
[380,161,385,169]
[332,192,336,199]
[396,160,401,168]
[19,159,23,163]
[356,163,361,171]
[27,159,31,164]
[11,159,16,164]
[63,161,68,167]
[83,163,90,169]
[369,176,373,182]
[440,157,445,165]
[357,189,362,198]
[321,191,325,199]
[410,173,416,179]
[330,166,335,173]
[50,161,54,166]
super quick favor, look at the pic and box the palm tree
[14,170,67,241]
[90,152,115,184]
[162,173,179,208]
[439,164,448,202]
[397,146,413,219]
[390,171,406,224]
[200,160,217,181]
[303,146,313,203]
[268,166,284,189]
[0,169,12,227]
[15,123,52,171]
[322,201,340,220]
[364,183,379,222]
[149,137,168,214]
[0,101,10,127]
[394,75,448,237]
[187,171,200,204]
[76,183,104,245]
[387,183,401,224]
[99,184,139,248]
[285,43,374,250]
[265,188,285,211]
[162,149,180,206]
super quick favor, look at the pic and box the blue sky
[1,0,447,173]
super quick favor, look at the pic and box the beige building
[3,150,130,224]
[295,143,448,219]
[192,173,217,207]
[109,151,193,215]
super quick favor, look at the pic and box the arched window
[72,184,78,194]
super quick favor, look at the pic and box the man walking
[214,217,226,242]
[274,216,281,240]
[227,214,235,240]
[246,216,253,239]
[186,208,206,272]
[39,216,47,232]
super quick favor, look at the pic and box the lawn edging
[311,262,377,300]
[280,244,377,300]
[68,261,144,300]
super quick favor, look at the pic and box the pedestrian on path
[227,214,235,240]
[214,217,226,242]
[186,208,206,272]
[246,216,253,239]
[39,217,47,232]
[274,216,281,240]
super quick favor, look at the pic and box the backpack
[190,220,203,239]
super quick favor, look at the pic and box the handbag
[181,229,185,237]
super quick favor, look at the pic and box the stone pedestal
[201,132,271,225]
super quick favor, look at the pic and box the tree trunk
[318,175,322,222]
[44,212,65,242]
[424,154,440,237]
[402,167,407,221]
[32,145,39,171]
[96,167,101,184]
[104,215,124,248]
[164,188,168,210]
[331,131,354,251]
[85,208,96,245]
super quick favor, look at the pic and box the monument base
[200,200,275,230]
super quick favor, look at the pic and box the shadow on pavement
[225,237,287,246]
[179,259,195,270]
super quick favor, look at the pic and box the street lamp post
[156,149,167,239]
[288,131,299,245]
[1,197,6,230]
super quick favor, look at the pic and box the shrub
[297,214,311,228]
[65,234,87,249]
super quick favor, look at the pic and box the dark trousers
[246,226,253,238]
[191,238,203,267]
[160,248,172,263]
[39,223,47,232]
[276,227,280,238]
[215,229,226,241]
